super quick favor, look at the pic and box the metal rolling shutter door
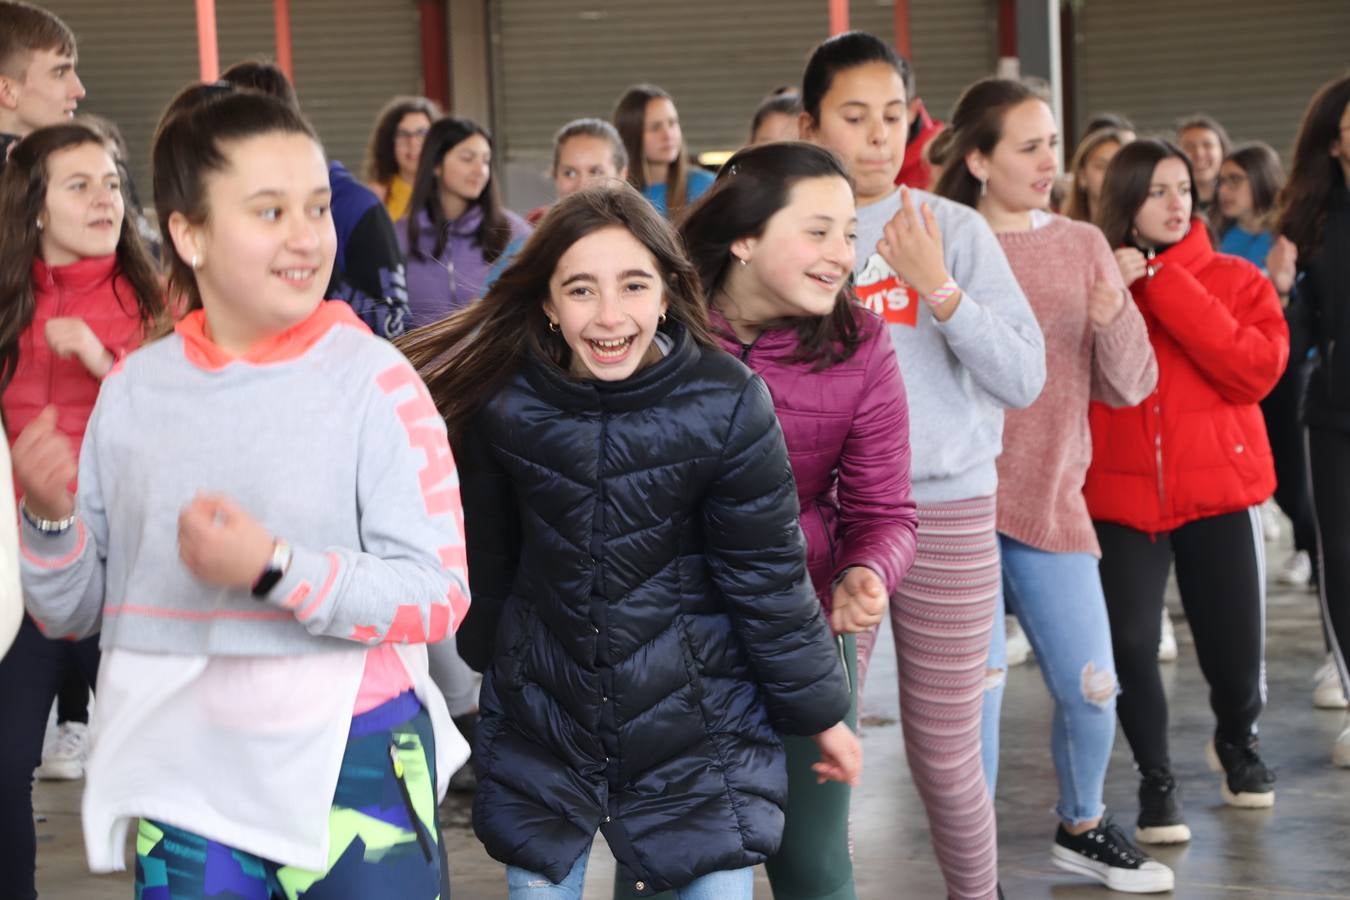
[1075,0,1350,159]
[489,0,832,168]
[42,0,198,193]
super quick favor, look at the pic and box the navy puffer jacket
[454,323,851,894]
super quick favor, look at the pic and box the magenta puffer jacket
[712,307,917,612]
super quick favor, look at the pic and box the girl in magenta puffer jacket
[674,141,917,900]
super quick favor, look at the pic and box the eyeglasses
[394,128,429,143]
[1216,173,1248,188]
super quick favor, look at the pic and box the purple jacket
[712,307,918,612]
[398,206,531,328]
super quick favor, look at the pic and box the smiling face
[393,111,431,182]
[436,133,491,206]
[1133,156,1193,247]
[1216,160,1254,221]
[1179,126,1223,187]
[4,47,85,134]
[802,61,908,206]
[543,226,668,381]
[553,134,625,199]
[642,97,682,167]
[39,141,123,265]
[172,131,336,350]
[970,99,1060,215]
[731,175,856,320]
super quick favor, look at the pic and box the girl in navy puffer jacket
[400,183,860,900]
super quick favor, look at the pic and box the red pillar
[195,0,219,82]
[893,0,911,57]
[828,0,849,35]
[273,0,294,82]
[997,0,1018,58]
[418,0,450,110]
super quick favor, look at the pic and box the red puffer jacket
[711,306,918,612]
[3,255,146,497]
[1084,222,1288,533]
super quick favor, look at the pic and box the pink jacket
[712,307,918,612]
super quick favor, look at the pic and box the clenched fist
[178,493,276,590]
[12,406,76,521]
[830,566,887,634]
[1113,247,1150,286]
[45,317,114,379]
[1088,279,1127,327]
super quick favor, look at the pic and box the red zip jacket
[712,306,918,612]
[3,255,145,497]
[895,99,945,190]
[1084,221,1288,533]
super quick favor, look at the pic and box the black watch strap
[251,540,293,598]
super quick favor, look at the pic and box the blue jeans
[507,846,753,900]
[981,535,1119,825]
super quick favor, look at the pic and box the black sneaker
[1207,733,1276,808]
[1052,818,1175,893]
[1135,767,1191,844]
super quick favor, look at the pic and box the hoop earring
[547,319,560,333]
[659,313,667,323]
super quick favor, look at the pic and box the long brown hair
[1214,142,1285,239]
[934,77,1042,209]
[1063,127,1131,223]
[1275,73,1350,259]
[679,141,862,369]
[613,84,692,215]
[399,183,714,441]
[1095,139,1197,249]
[362,95,441,186]
[0,124,163,389]
[152,83,319,317]
[404,116,512,264]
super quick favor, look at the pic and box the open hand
[810,721,863,786]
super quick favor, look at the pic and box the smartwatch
[251,539,293,598]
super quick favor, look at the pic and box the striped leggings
[856,495,1000,900]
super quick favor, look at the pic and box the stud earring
[190,254,201,270]
[736,255,747,267]
[659,312,667,323]
[35,218,42,231]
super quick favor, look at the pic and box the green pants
[614,634,859,900]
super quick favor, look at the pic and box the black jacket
[454,324,850,893]
[1289,182,1350,431]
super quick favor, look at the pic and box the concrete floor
[31,530,1350,899]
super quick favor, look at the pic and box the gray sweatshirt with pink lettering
[20,302,469,655]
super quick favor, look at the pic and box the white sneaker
[1158,610,1178,663]
[1313,654,1349,709]
[1334,718,1350,768]
[34,722,88,781]
[1260,500,1282,542]
[1006,615,1032,666]
[1278,550,1313,588]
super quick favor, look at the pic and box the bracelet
[922,277,960,307]
[251,539,293,598]
[19,499,76,534]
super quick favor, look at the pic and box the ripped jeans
[981,535,1119,825]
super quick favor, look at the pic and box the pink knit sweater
[995,216,1157,555]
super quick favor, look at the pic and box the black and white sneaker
[1052,819,1175,893]
[1207,734,1276,808]
[1135,768,1191,844]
